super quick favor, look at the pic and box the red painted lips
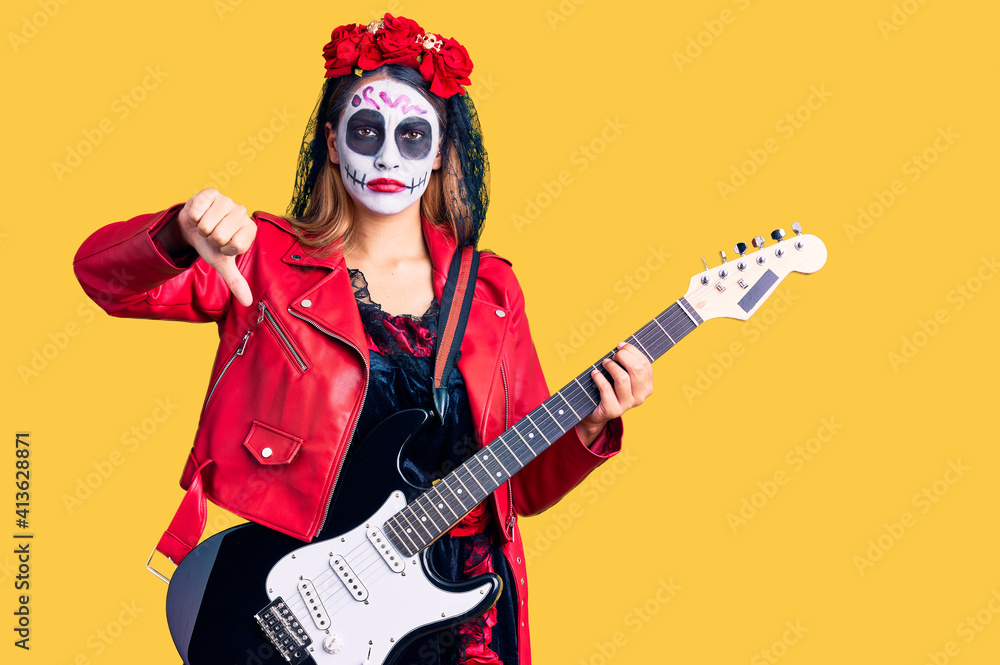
[367,178,406,193]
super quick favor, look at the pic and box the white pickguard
[265,492,498,664]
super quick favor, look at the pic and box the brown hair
[290,66,463,253]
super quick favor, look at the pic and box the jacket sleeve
[73,205,234,323]
[507,277,624,517]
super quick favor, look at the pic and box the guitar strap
[433,244,479,423]
[148,244,479,580]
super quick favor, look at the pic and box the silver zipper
[500,361,516,536]
[287,307,369,536]
[500,362,510,431]
[258,300,309,372]
[205,329,252,406]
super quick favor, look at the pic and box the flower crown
[322,14,473,99]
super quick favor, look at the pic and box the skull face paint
[334,78,440,216]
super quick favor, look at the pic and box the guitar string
[386,303,699,550]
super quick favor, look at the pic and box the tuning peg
[791,222,802,235]
[752,236,766,249]
[734,242,748,257]
[700,257,710,285]
[771,228,786,242]
[719,250,727,263]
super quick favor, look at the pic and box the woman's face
[328,77,441,216]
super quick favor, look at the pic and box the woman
[74,14,652,664]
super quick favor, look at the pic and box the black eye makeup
[345,109,385,156]
[395,117,433,160]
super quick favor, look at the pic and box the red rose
[322,24,365,78]
[418,37,473,98]
[358,13,423,70]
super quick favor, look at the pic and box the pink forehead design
[349,86,428,115]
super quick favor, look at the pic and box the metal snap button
[301,299,313,308]
[261,447,273,459]
[495,310,506,318]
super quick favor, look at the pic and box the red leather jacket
[73,205,623,663]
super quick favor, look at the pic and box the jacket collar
[258,210,458,299]
[268,212,459,355]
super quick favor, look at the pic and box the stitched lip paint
[367,178,406,193]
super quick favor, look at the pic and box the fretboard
[382,298,703,556]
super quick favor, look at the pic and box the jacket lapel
[280,241,368,357]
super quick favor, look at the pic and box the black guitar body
[165,409,502,665]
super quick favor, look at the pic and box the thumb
[212,254,253,308]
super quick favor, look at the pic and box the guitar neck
[383,298,703,557]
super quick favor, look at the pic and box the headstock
[684,223,827,321]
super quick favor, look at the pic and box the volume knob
[323,633,344,654]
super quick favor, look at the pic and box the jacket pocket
[257,298,311,373]
[242,420,303,465]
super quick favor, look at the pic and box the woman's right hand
[171,188,257,307]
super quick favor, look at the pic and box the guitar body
[165,409,502,665]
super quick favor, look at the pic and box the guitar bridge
[254,597,312,665]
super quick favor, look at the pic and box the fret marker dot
[496,472,501,477]
[458,489,463,494]
[558,409,564,415]
[528,433,534,438]
[421,516,427,522]
[406,528,412,533]
[438,503,443,509]
[483,455,489,460]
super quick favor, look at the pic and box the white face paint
[334,78,440,216]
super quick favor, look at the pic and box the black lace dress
[335,268,518,664]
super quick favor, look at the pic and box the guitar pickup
[298,579,331,631]
[368,527,405,573]
[254,597,312,665]
[330,554,369,601]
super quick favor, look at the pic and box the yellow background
[4,0,999,663]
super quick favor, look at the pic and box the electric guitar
[164,227,827,664]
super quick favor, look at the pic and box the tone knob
[323,633,344,654]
